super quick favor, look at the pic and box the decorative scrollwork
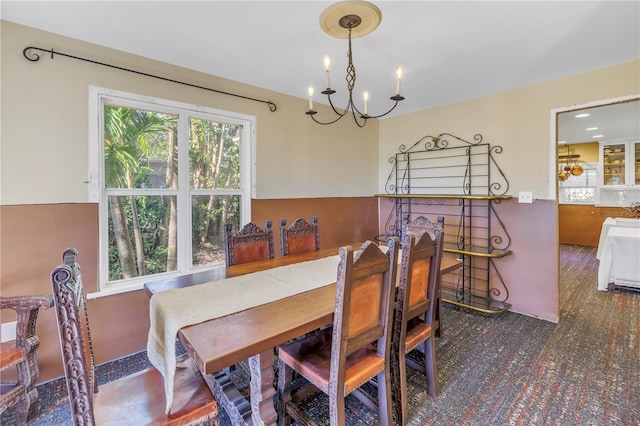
[490,182,504,194]
[488,260,510,304]
[51,266,72,286]
[489,145,509,196]
[424,137,444,151]
[489,202,512,251]
[426,198,447,206]
[489,235,505,251]
[23,47,47,62]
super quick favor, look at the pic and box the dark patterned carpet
[3,244,638,425]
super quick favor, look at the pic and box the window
[89,87,255,295]
[559,162,597,204]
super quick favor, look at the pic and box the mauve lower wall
[0,197,378,383]
[378,197,559,322]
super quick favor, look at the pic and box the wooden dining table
[145,243,462,426]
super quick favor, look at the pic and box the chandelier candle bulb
[324,55,331,89]
[308,86,314,110]
[395,66,403,95]
[363,91,369,115]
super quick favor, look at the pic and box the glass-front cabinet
[600,140,640,187]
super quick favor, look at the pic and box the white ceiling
[558,99,640,145]
[1,1,639,120]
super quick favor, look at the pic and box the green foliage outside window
[104,105,242,282]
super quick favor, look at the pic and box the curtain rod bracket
[23,46,277,112]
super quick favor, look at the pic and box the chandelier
[306,1,404,128]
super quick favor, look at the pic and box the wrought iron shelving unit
[376,133,512,314]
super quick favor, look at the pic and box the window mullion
[177,113,191,272]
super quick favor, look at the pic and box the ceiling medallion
[306,0,404,128]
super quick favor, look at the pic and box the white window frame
[88,86,256,298]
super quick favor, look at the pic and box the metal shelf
[441,287,511,314]
[443,245,512,258]
[380,132,512,315]
[375,194,512,201]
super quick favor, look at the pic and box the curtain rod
[22,46,277,112]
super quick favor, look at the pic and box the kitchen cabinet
[600,140,640,187]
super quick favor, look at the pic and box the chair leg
[376,369,393,426]
[397,349,409,425]
[277,359,293,426]
[434,295,442,338]
[423,337,439,397]
[14,392,30,426]
[329,390,347,426]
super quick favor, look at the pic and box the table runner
[147,255,340,413]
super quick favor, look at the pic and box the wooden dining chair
[1,294,53,425]
[224,220,275,267]
[402,215,445,337]
[393,230,444,423]
[279,216,320,256]
[50,248,218,426]
[403,215,444,241]
[277,238,400,426]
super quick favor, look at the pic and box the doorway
[552,95,640,296]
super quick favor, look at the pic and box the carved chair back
[402,215,445,335]
[393,230,443,422]
[279,216,320,256]
[224,220,275,267]
[397,230,442,337]
[333,240,398,363]
[402,215,444,241]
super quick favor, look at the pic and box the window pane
[95,88,252,292]
[108,195,177,280]
[192,194,241,268]
[104,105,177,189]
[189,118,241,190]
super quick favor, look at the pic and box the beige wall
[0,20,379,204]
[378,61,639,200]
[378,60,639,322]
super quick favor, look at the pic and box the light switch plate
[518,191,533,203]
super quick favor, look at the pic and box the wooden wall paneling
[252,197,379,254]
[558,204,633,247]
[1,197,379,382]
